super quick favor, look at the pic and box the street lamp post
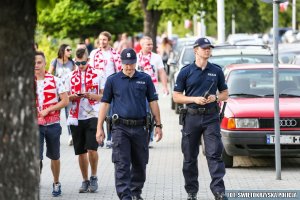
[260,0,288,180]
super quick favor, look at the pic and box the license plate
[266,135,300,144]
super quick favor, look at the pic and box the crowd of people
[35,31,228,200]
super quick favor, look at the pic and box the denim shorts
[39,123,61,160]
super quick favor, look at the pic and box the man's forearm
[149,101,161,124]
[97,102,110,129]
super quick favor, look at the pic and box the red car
[220,64,300,167]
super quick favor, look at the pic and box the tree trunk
[141,0,162,53]
[0,1,39,200]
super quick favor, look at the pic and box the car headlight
[235,118,259,128]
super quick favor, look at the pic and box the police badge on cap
[193,37,214,48]
[121,48,137,64]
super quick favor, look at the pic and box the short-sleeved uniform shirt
[101,70,158,119]
[174,62,228,109]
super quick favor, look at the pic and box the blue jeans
[39,123,61,160]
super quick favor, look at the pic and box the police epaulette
[107,72,117,78]
[180,64,189,71]
[212,63,222,69]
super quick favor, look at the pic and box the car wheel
[222,150,233,168]
[201,135,206,156]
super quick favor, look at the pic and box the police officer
[173,38,229,200]
[96,48,163,200]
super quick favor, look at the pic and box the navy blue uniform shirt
[174,62,227,109]
[101,70,158,119]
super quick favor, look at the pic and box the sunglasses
[75,61,87,66]
[65,48,72,52]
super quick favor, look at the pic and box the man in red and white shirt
[68,48,103,193]
[137,36,169,145]
[137,36,169,94]
[88,31,122,148]
[35,51,69,197]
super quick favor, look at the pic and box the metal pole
[167,21,172,39]
[217,0,225,43]
[231,13,236,34]
[292,0,296,31]
[273,0,281,180]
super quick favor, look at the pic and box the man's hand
[205,94,216,104]
[96,127,106,145]
[69,93,84,101]
[39,108,50,117]
[154,127,163,142]
[162,87,169,95]
[193,96,207,105]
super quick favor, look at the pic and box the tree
[0,1,39,200]
[38,0,143,39]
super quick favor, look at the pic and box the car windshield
[180,48,273,68]
[227,69,300,97]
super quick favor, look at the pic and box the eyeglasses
[65,48,72,52]
[75,61,87,66]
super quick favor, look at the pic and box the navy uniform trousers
[181,112,226,195]
[112,123,149,200]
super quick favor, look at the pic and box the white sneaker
[68,136,73,146]
[106,141,112,149]
[148,141,153,148]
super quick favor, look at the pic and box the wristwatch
[155,124,163,129]
[215,95,219,102]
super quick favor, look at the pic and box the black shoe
[187,193,197,200]
[214,192,228,200]
[132,194,144,200]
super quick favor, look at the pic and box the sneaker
[79,180,90,193]
[187,193,197,200]
[148,141,153,148]
[68,136,73,146]
[106,141,112,149]
[214,192,228,200]
[52,182,61,197]
[132,194,144,200]
[88,176,98,192]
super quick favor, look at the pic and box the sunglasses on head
[65,48,72,52]
[75,61,87,66]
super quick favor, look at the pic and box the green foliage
[38,0,143,39]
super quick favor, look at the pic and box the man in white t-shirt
[35,51,69,197]
[68,48,104,193]
[88,31,122,148]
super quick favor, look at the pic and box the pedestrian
[67,48,104,193]
[89,31,122,148]
[158,37,173,75]
[173,38,229,200]
[96,48,163,200]
[49,44,76,146]
[137,36,169,146]
[35,51,69,197]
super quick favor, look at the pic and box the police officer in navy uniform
[173,38,229,200]
[96,48,163,200]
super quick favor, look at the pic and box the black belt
[116,118,146,126]
[187,106,218,115]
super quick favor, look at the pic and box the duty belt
[187,106,218,115]
[112,114,146,126]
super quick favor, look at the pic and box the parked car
[279,43,300,63]
[220,63,300,168]
[291,55,300,65]
[170,45,273,113]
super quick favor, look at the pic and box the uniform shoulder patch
[211,63,222,69]
[107,72,117,78]
[180,64,190,71]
